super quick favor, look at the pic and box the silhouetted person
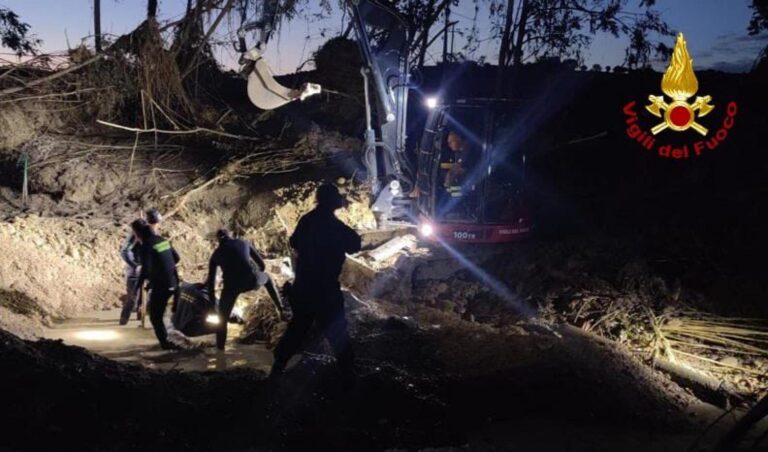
[271,184,361,377]
[206,228,284,351]
[133,220,181,350]
[119,219,145,325]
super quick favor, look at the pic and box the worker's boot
[119,305,131,325]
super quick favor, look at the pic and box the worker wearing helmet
[206,228,284,351]
[132,219,181,350]
[271,184,361,378]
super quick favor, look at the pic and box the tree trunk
[93,0,102,52]
[511,0,530,66]
[442,2,451,62]
[497,0,514,66]
[495,0,515,96]
[147,0,158,18]
[181,0,235,78]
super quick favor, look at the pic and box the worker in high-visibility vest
[133,219,181,350]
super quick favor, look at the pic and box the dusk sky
[1,0,766,73]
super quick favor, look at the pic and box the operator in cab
[443,130,478,189]
[440,130,480,220]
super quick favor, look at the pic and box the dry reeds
[651,311,768,394]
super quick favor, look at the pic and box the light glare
[425,97,438,109]
[74,330,120,341]
[419,223,434,237]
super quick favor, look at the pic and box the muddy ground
[0,130,766,451]
[1,295,723,452]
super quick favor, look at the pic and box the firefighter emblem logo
[646,33,714,136]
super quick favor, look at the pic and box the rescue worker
[206,228,285,351]
[271,184,361,378]
[442,131,479,220]
[119,219,145,325]
[443,130,477,188]
[132,219,181,350]
[118,209,162,325]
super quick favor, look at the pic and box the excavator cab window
[484,109,527,223]
[433,106,488,222]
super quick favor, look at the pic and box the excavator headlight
[425,97,438,109]
[389,180,401,196]
[419,223,434,237]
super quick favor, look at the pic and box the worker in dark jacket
[119,219,145,324]
[206,228,284,351]
[118,209,163,325]
[271,184,361,377]
[133,220,181,350]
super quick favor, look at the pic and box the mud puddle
[45,308,273,372]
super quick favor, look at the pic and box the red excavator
[240,0,532,243]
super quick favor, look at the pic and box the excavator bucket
[244,49,321,110]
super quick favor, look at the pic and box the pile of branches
[0,2,341,216]
[161,138,338,219]
[562,292,768,400]
[0,0,251,138]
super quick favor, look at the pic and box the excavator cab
[415,99,533,243]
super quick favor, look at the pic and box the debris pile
[341,236,768,402]
[239,180,376,255]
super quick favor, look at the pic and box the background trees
[0,7,39,56]
[490,0,671,69]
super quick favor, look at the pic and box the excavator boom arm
[242,0,414,221]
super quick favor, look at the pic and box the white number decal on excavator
[453,231,476,240]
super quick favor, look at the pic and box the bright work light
[419,223,434,237]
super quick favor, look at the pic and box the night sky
[1,0,766,73]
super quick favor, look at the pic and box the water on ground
[46,308,273,372]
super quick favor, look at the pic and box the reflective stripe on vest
[153,240,171,253]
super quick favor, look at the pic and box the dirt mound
[0,103,64,151]
[343,234,768,401]
[0,215,124,337]
[0,295,712,451]
[237,180,376,255]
